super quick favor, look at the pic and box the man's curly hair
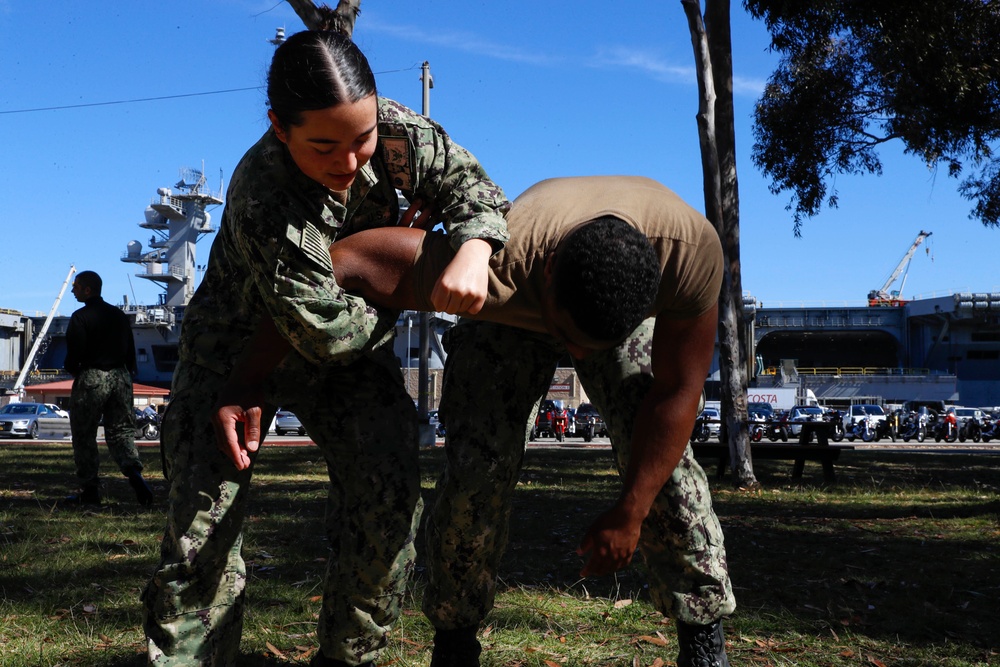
[552,217,661,342]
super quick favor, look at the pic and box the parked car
[43,403,70,418]
[274,409,306,436]
[573,402,607,441]
[842,404,887,432]
[0,402,68,439]
[787,405,826,436]
[952,407,984,427]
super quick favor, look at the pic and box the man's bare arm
[329,227,428,309]
[577,304,717,576]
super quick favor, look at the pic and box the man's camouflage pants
[69,366,142,487]
[422,319,735,629]
[142,347,421,667]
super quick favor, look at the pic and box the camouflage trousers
[69,367,142,487]
[422,319,735,629]
[142,347,422,667]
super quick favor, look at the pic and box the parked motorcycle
[899,411,928,442]
[691,415,712,443]
[932,411,959,443]
[134,408,160,441]
[826,410,845,442]
[530,402,564,440]
[958,414,983,443]
[765,412,789,442]
[980,415,998,442]
[874,416,896,442]
[749,410,766,442]
[846,412,876,442]
[552,409,568,443]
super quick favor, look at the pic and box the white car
[842,404,887,431]
[952,407,984,427]
[787,405,825,436]
[44,403,70,418]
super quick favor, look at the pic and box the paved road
[14,434,999,455]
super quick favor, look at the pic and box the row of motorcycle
[891,409,1000,443]
[739,409,999,443]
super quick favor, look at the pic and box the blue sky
[1,0,997,316]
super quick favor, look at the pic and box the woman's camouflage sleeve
[378,98,510,254]
[228,193,393,366]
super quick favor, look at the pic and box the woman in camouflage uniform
[141,27,509,667]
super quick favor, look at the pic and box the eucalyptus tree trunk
[681,0,757,488]
[286,0,361,36]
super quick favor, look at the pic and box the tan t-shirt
[414,175,723,333]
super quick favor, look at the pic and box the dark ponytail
[267,30,377,129]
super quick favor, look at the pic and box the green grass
[0,442,997,666]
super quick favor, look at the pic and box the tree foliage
[746,0,1000,232]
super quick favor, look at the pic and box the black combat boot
[676,619,730,667]
[62,483,102,507]
[431,626,482,667]
[126,468,154,506]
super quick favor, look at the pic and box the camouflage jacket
[179,97,510,375]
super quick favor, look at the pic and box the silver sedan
[0,402,68,439]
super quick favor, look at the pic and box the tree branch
[285,0,361,37]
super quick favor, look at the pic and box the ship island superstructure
[116,167,222,383]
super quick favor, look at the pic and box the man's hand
[576,504,644,577]
[399,198,437,230]
[431,238,493,314]
[211,388,266,471]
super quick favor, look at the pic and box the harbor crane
[868,230,932,306]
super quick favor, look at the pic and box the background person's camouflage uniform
[423,320,736,629]
[142,96,509,667]
[69,367,143,486]
[63,274,147,504]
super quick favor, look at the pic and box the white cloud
[596,46,766,96]
[362,20,766,96]
[363,19,565,67]
[593,47,694,81]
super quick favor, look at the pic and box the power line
[0,87,262,115]
[1,66,423,116]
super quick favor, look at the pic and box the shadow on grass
[1,442,997,665]
[467,448,1000,650]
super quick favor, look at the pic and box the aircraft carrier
[2,179,998,408]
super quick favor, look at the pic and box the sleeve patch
[380,136,415,191]
[285,222,334,273]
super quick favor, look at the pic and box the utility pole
[417,61,435,446]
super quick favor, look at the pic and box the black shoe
[309,652,372,667]
[431,626,482,667]
[676,619,730,667]
[126,470,154,506]
[62,486,102,507]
